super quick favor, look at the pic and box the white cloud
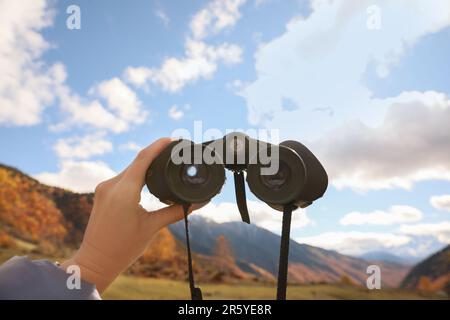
[296,231,412,256]
[0,0,61,126]
[0,1,149,133]
[238,0,450,191]
[147,40,242,92]
[119,141,142,152]
[314,91,450,190]
[34,160,116,193]
[168,105,184,120]
[124,42,241,94]
[53,86,126,133]
[340,205,422,226]
[125,0,244,93]
[190,0,246,40]
[241,0,450,140]
[430,195,450,212]
[54,132,113,160]
[399,222,450,244]
[123,66,153,89]
[91,77,148,124]
[139,191,167,212]
[54,75,148,133]
[195,200,311,234]
[401,239,436,258]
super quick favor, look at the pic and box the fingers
[122,137,173,190]
[147,202,209,229]
[96,165,130,189]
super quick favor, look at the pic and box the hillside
[169,216,410,287]
[1,163,409,287]
[401,245,450,294]
[0,164,92,252]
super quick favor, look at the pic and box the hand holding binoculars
[144,132,328,300]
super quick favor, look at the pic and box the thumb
[122,137,173,190]
[146,202,209,230]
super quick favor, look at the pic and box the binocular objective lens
[181,164,209,186]
[260,161,291,190]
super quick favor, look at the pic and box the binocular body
[145,132,328,212]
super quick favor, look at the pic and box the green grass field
[103,275,442,300]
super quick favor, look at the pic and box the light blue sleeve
[0,256,101,300]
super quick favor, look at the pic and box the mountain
[169,216,410,287]
[0,163,410,287]
[401,245,450,293]
[128,227,263,283]
[359,251,418,266]
[0,164,92,251]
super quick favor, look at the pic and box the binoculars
[145,132,328,300]
[146,132,328,213]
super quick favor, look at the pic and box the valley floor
[0,248,446,300]
[103,275,445,300]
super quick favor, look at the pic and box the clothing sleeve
[0,256,101,300]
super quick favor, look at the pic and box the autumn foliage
[0,164,93,253]
[0,167,67,243]
[0,229,15,248]
[418,276,432,292]
[129,228,189,279]
[339,274,356,286]
[214,234,235,263]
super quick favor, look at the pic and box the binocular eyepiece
[145,140,226,204]
[145,132,328,212]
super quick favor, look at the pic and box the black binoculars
[145,132,327,213]
[145,132,328,300]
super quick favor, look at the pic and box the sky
[0,0,449,260]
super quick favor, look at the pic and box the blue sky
[0,0,449,259]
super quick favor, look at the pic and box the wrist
[60,241,123,293]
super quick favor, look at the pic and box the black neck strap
[276,204,294,300]
[182,204,203,300]
[233,171,251,224]
[182,202,293,300]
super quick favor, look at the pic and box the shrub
[0,231,16,248]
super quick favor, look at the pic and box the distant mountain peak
[359,250,418,266]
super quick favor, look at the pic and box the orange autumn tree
[0,167,67,244]
[418,276,432,292]
[214,234,235,263]
[0,227,16,248]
